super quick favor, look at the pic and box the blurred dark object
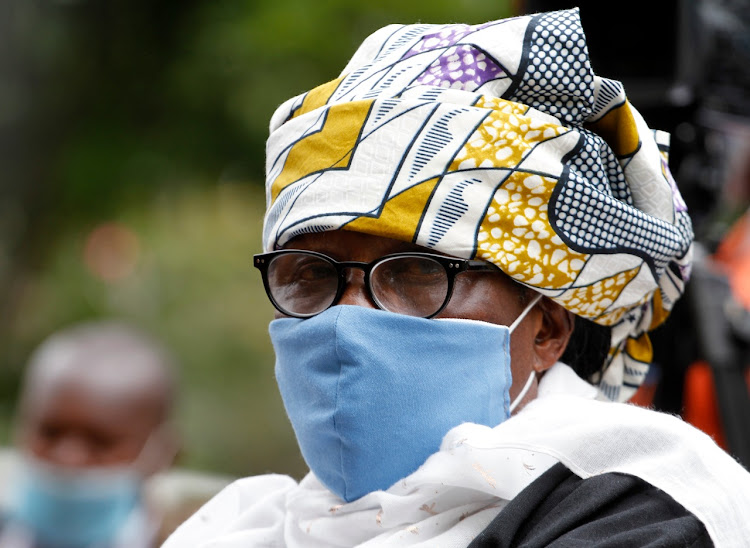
[681,245,750,466]
[517,1,750,467]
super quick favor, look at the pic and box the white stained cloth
[164,364,750,548]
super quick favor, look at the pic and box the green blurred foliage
[1,0,511,477]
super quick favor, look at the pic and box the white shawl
[164,364,750,547]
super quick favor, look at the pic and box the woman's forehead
[283,230,427,259]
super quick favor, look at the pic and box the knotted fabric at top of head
[263,8,694,402]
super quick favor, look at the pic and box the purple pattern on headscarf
[679,263,692,282]
[415,45,505,92]
[402,25,474,59]
[399,22,506,92]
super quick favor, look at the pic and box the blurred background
[0,0,518,480]
[1,0,748,481]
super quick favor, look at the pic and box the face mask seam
[503,329,513,415]
[331,306,348,501]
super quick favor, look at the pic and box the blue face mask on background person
[270,298,540,502]
[10,456,140,548]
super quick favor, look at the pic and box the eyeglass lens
[267,253,339,316]
[266,252,450,317]
[370,256,448,317]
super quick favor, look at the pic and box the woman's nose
[337,269,377,308]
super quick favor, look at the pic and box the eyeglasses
[253,249,498,319]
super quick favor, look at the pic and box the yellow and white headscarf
[263,8,693,402]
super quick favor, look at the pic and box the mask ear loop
[509,371,536,413]
[507,293,543,414]
[508,293,543,334]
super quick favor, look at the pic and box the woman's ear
[531,297,574,373]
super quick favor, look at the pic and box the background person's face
[17,374,158,469]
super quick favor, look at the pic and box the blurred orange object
[682,361,729,450]
[628,377,658,408]
[681,361,750,451]
[713,209,750,310]
[679,208,750,449]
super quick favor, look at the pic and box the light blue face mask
[10,456,140,548]
[271,297,540,502]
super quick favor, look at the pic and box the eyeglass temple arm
[466,260,500,271]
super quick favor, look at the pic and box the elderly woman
[165,8,750,547]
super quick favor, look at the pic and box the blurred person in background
[165,8,750,547]
[0,321,181,548]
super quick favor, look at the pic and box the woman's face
[281,229,573,410]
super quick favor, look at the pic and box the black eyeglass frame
[253,249,499,319]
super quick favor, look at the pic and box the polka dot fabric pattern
[508,10,594,126]
[263,8,694,402]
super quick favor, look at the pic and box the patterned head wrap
[263,9,693,402]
